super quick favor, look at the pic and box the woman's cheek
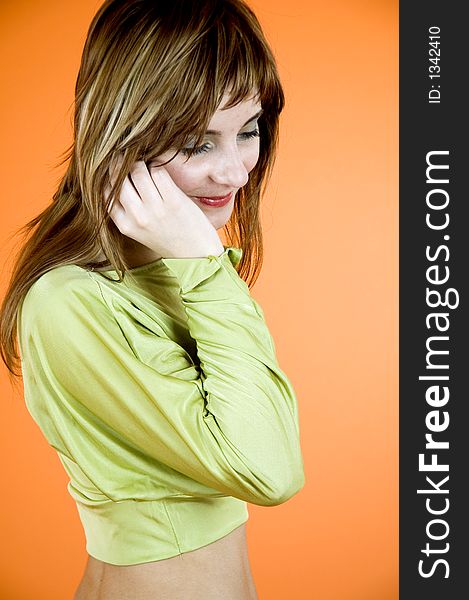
[175,166,202,193]
[156,160,199,193]
[244,143,261,173]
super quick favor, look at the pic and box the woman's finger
[104,183,126,230]
[120,174,145,210]
[150,165,180,205]
[130,161,165,204]
[107,159,145,212]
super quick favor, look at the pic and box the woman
[0,0,305,598]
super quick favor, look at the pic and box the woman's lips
[192,191,233,207]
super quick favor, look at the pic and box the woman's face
[150,93,262,230]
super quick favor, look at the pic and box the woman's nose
[209,148,250,189]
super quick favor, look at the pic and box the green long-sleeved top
[17,245,305,565]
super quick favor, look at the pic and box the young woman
[0,0,305,598]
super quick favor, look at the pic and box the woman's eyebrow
[205,109,264,136]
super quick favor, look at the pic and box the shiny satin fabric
[17,246,305,565]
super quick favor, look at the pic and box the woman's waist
[77,522,258,600]
[73,491,250,565]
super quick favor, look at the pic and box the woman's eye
[240,128,260,142]
[181,143,212,157]
[181,128,260,157]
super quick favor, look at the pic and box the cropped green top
[17,245,305,565]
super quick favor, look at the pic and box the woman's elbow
[249,463,306,507]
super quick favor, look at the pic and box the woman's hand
[105,159,225,259]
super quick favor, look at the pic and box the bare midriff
[73,523,258,600]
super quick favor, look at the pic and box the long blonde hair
[0,0,285,379]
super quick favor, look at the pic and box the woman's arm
[19,247,305,507]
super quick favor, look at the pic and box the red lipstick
[193,192,233,207]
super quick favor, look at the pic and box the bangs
[213,16,284,116]
[160,3,284,161]
[123,0,284,163]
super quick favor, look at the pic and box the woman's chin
[195,200,234,231]
[208,214,231,231]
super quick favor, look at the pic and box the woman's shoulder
[20,265,105,326]
[25,264,98,301]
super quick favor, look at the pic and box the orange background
[0,1,398,598]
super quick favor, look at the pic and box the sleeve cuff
[160,246,243,294]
